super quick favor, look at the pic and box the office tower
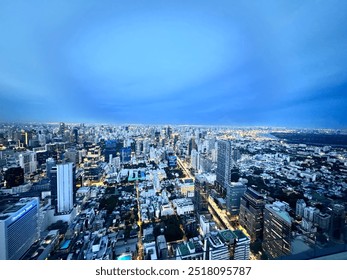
[57,162,74,214]
[204,231,230,260]
[135,139,143,155]
[104,140,118,163]
[190,149,200,171]
[193,176,209,214]
[216,140,233,191]
[0,198,39,260]
[303,206,320,223]
[295,199,306,218]
[226,182,246,215]
[58,122,65,136]
[232,230,251,260]
[216,140,240,185]
[317,212,331,231]
[188,137,197,156]
[263,201,292,259]
[166,150,177,168]
[120,147,132,163]
[239,187,266,241]
[4,166,24,188]
[72,127,79,144]
[330,204,345,243]
[19,151,37,175]
[216,140,245,215]
[46,158,56,179]
[166,126,172,139]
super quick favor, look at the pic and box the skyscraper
[190,149,200,171]
[239,187,266,241]
[295,199,306,218]
[263,201,292,259]
[216,140,245,215]
[57,162,74,214]
[216,140,233,191]
[226,182,246,215]
[0,198,39,260]
[120,146,132,163]
[46,157,56,179]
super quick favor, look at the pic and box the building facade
[239,187,266,241]
[263,201,292,259]
[0,198,39,260]
[57,162,74,214]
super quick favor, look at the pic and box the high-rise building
[295,199,306,218]
[317,212,331,231]
[46,158,56,179]
[216,140,245,215]
[303,206,320,223]
[19,151,37,175]
[72,127,79,144]
[191,149,200,171]
[263,201,292,259]
[216,140,233,191]
[57,162,74,214]
[0,198,39,260]
[188,137,197,156]
[49,163,58,210]
[239,187,266,241]
[226,182,246,215]
[104,140,118,163]
[120,147,132,163]
[193,176,209,214]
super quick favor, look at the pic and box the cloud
[0,0,347,127]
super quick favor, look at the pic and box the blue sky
[0,0,347,128]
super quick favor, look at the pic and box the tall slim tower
[216,140,233,191]
[57,162,74,214]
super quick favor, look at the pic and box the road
[176,156,194,179]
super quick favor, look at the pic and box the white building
[57,162,74,214]
[191,149,200,171]
[172,198,194,216]
[19,151,37,175]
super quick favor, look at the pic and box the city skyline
[1,1,347,128]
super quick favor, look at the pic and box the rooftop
[266,203,292,224]
[219,229,236,243]
[177,243,190,256]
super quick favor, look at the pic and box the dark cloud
[0,0,347,128]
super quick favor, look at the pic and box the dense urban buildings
[0,122,346,260]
